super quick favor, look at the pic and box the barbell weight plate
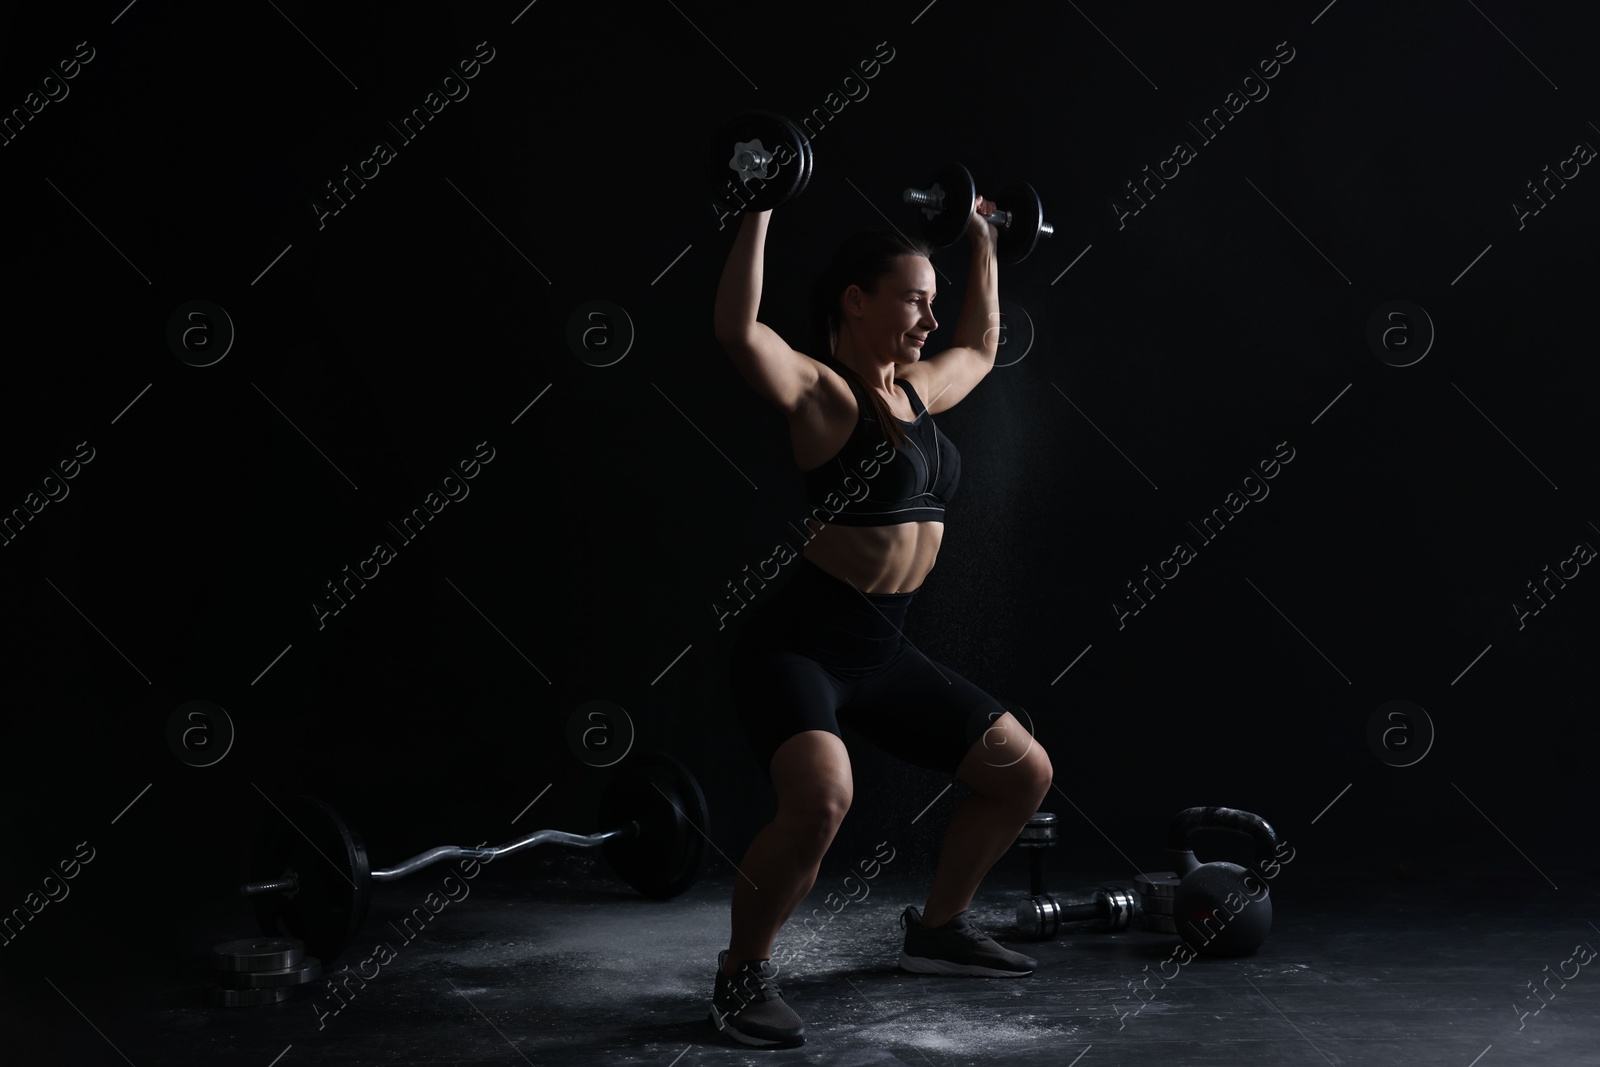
[209,985,294,1007]
[707,111,809,214]
[249,795,373,964]
[217,957,324,989]
[991,180,1046,264]
[211,937,305,973]
[915,162,977,249]
[599,750,709,899]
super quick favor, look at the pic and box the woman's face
[844,254,938,364]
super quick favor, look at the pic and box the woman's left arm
[949,204,1001,364]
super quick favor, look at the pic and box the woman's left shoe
[897,905,1038,977]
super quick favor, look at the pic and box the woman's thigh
[728,644,850,785]
[835,647,1003,775]
[770,728,854,820]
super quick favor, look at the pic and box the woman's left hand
[967,198,1000,252]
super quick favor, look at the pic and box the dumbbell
[706,111,814,215]
[903,163,1054,263]
[1013,812,1140,939]
[239,751,709,964]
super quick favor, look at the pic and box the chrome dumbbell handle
[902,186,1054,236]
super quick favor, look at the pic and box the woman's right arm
[713,210,819,415]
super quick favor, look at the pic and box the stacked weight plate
[1133,872,1180,934]
[210,937,323,1007]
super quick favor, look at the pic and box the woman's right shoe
[707,949,806,1047]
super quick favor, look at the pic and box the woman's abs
[800,520,943,595]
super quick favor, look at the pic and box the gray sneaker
[708,949,806,1047]
[898,905,1038,977]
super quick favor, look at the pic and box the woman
[708,202,1054,1049]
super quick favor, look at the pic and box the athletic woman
[708,204,1054,1048]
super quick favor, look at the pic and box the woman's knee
[958,716,1054,805]
[1022,742,1055,804]
[777,785,852,846]
[771,729,853,840]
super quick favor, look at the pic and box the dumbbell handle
[1058,892,1110,924]
[1058,887,1141,927]
[902,186,1055,236]
[240,820,641,895]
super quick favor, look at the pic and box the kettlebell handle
[1166,806,1279,877]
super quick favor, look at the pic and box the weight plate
[250,795,372,964]
[599,750,709,899]
[1141,913,1178,934]
[992,180,1045,264]
[1017,812,1058,845]
[707,111,808,214]
[1015,895,1060,940]
[209,985,293,1007]
[1141,895,1174,916]
[217,957,324,989]
[914,163,976,249]
[1134,871,1181,898]
[1103,886,1140,930]
[212,937,305,973]
[792,131,815,201]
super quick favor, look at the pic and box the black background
[0,0,1595,996]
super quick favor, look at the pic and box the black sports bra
[801,376,961,526]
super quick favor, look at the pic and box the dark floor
[22,857,1600,1067]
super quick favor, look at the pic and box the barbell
[240,751,709,963]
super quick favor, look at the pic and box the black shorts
[728,555,1003,784]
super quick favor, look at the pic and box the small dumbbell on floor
[1013,812,1140,939]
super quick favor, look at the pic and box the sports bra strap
[895,378,925,417]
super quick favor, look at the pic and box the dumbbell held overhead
[704,114,1055,265]
[706,111,815,215]
[903,162,1054,264]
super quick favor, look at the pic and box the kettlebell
[1167,806,1279,957]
